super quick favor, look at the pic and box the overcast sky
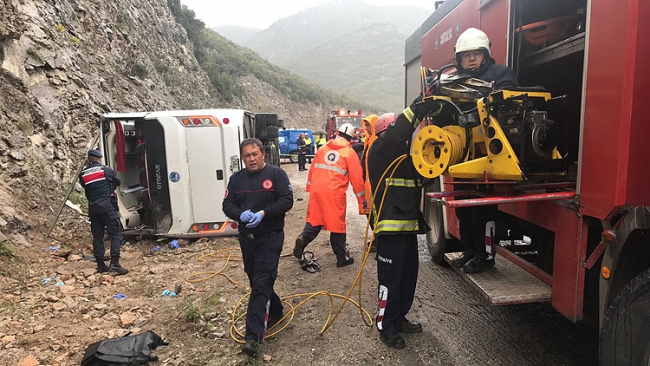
[180,0,440,29]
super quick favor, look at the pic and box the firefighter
[455,27,518,91]
[451,28,519,273]
[360,114,378,252]
[293,123,365,267]
[367,97,438,349]
[360,114,379,215]
[222,138,294,358]
[79,149,128,275]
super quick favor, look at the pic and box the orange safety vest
[305,137,365,233]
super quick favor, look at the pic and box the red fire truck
[324,109,364,143]
[404,0,649,364]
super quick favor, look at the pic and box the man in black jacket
[79,149,128,275]
[296,134,307,171]
[367,98,439,349]
[222,138,294,359]
[451,28,519,274]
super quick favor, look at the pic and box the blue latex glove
[246,211,264,228]
[240,209,254,223]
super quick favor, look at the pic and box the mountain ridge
[238,1,429,110]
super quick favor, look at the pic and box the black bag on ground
[80,330,168,366]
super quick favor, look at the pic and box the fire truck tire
[424,178,449,264]
[266,126,279,139]
[600,267,650,365]
[289,151,299,163]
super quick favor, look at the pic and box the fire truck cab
[405,0,650,364]
[325,109,364,143]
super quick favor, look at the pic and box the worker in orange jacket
[360,114,378,216]
[293,123,365,268]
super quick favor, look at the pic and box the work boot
[451,248,476,268]
[379,330,406,349]
[108,258,129,276]
[96,260,109,274]
[242,339,260,358]
[463,254,495,274]
[395,318,422,334]
[293,236,306,259]
[364,241,377,253]
[336,257,355,267]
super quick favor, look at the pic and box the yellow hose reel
[411,125,466,178]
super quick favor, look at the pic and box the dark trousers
[456,205,498,257]
[375,234,419,333]
[298,152,307,170]
[90,210,123,261]
[239,231,284,342]
[299,222,347,262]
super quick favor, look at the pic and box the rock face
[1,0,215,187]
[0,0,329,231]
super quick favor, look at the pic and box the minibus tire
[266,126,279,139]
[256,113,278,126]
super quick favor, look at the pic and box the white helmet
[455,28,491,56]
[337,123,355,138]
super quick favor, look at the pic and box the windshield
[335,116,363,129]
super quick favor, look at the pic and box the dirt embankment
[0,163,392,366]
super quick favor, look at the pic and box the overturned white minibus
[98,109,257,237]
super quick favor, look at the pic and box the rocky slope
[0,0,330,241]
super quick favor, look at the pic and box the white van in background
[99,109,258,238]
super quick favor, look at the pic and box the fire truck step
[444,252,551,306]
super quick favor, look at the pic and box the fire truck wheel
[424,178,449,264]
[600,267,650,365]
[289,151,299,163]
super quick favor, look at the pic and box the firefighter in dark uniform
[367,98,438,349]
[79,149,128,275]
[451,28,519,274]
[222,138,294,359]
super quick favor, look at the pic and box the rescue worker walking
[222,138,294,358]
[451,28,519,274]
[367,97,438,349]
[79,149,128,275]
[293,123,365,267]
